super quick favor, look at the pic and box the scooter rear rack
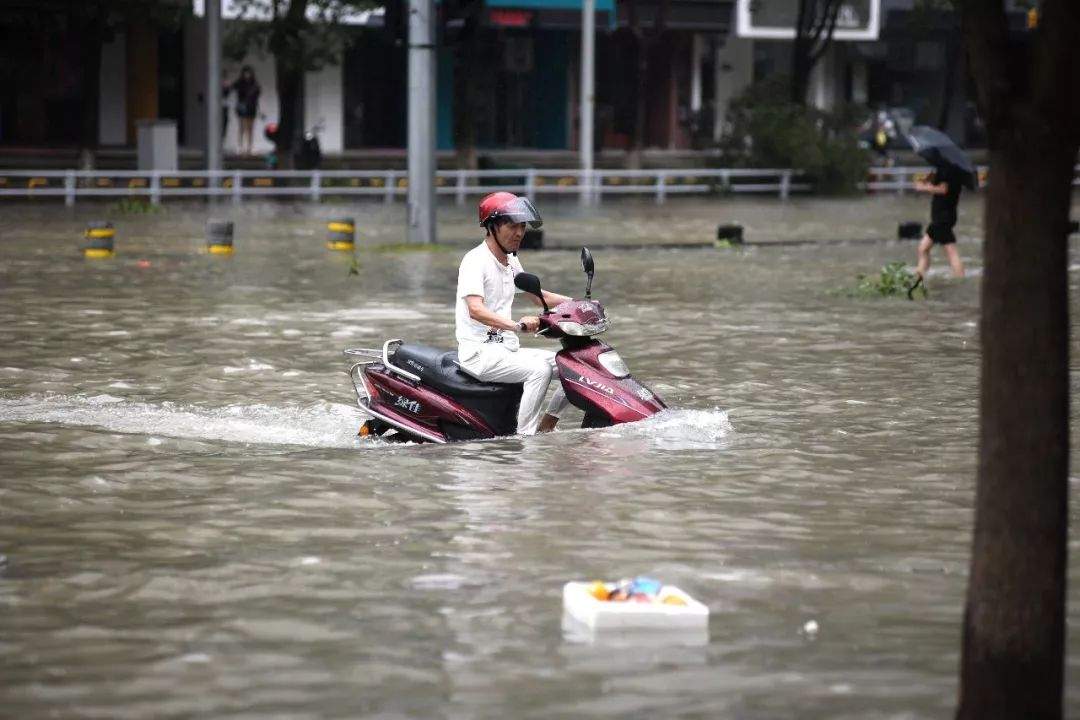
[343,339,448,444]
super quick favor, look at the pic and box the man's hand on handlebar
[518,316,541,333]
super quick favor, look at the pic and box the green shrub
[838,261,927,299]
[111,198,163,215]
[718,77,870,195]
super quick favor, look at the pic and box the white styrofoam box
[562,582,709,631]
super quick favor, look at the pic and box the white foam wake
[598,407,734,449]
[0,394,363,449]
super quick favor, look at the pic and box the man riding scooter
[456,192,572,434]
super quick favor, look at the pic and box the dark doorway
[343,32,407,148]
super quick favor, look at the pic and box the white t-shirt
[456,242,524,358]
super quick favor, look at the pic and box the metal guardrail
[0,168,808,206]
[1,164,1074,206]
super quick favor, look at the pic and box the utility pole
[407,0,437,243]
[579,0,595,206]
[206,0,222,173]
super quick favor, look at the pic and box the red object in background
[490,9,532,27]
[137,259,151,268]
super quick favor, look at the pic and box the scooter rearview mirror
[580,247,595,299]
[514,272,549,313]
[580,247,594,275]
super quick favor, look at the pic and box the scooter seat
[390,344,522,398]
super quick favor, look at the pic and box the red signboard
[490,9,534,27]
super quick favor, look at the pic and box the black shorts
[927,222,956,245]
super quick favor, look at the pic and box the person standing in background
[231,66,261,156]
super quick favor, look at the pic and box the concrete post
[385,171,396,204]
[407,0,437,244]
[580,0,595,206]
[456,169,466,206]
[64,171,76,207]
[690,34,703,115]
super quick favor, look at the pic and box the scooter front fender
[555,340,666,425]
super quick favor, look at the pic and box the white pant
[458,344,569,435]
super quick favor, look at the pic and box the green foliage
[838,261,927,299]
[224,0,378,72]
[371,243,455,254]
[110,198,164,215]
[718,77,870,194]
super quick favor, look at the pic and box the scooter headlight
[558,318,609,337]
[597,350,629,378]
[558,321,587,336]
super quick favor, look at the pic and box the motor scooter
[344,248,666,443]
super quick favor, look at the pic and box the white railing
[865,163,1080,192]
[864,165,982,193]
[0,168,808,206]
[2,164,1074,206]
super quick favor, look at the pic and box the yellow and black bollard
[716,223,744,245]
[207,220,235,255]
[326,218,356,251]
[83,221,115,258]
[898,221,923,240]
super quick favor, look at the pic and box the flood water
[2,197,1079,718]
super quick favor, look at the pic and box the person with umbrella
[906,126,978,294]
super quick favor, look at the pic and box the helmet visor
[498,197,543,229]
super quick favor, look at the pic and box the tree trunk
[936,34,958,131]
[790,0,841,105]
[275,59,304,168]
[627,38,647,169]
[78,2,106,166]
[790,0,812,103]
[453,39,479,169]
[270,0,309,169]
[625,0,669,168]
[956,0,1078,716]
[959,135,1073,720]
[790,46,811,104]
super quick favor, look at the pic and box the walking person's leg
[242,117,255,155]
[915,234,933,279]
[908,233,933,298]
[943,242,965,277]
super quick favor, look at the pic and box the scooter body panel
[361,364,505,442]
[556,340,667,425]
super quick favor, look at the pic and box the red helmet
[478,192,543,229]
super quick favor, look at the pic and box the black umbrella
[905,125,977,190]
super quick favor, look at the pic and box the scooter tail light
[360,372,379,401]
[597,350,630,378]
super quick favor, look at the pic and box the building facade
[0,0,1005,163]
